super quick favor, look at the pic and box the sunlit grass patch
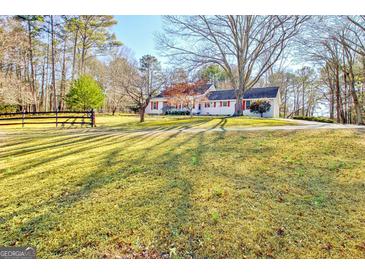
[0,113,297,132]
[95,114,297,130]
[0,126,364,258]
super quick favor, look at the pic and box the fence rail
[0,110,96,128]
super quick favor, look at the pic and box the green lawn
[0,116,364,258]
[95,114,298,130]
[0,114,297,132]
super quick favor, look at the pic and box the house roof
[155,83,213,98]
[194,83,214,94]
[207,89,236,100]
[207,87,279,100]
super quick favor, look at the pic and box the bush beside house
[293,116,334,123]
[249,100,271,117]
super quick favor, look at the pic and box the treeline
[265,16,365,124]
[1,16,364,124]
[0,15,121,112]
[158,15,365,124]
[0,15,197,122]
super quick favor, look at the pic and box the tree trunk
[302,81,305,116]
[139,107,146,122]
[329,87,335,120]
[348,64,363,125]
[51,16,57,111]
[295,85,300,116]
[44,31,50,111]
[234,91,243,116]
[335,67,345,124]
[40,57,46,111]
[27,19,37,112]
[49,92,53,111]
[343,70,348,124]
[59,36,67,111]
[80,34,86,74]
[71,27,79,81]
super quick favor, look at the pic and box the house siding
[199,100,235,116]
[145,87,280,118]
[146,98,165,114]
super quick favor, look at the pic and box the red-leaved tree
[164,80,207,116]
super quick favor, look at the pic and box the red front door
[242,100,246,110]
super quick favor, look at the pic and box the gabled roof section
[243,87,279,99]
[207,87,279,100]
[193,83,214,95]
[155,83,214,98]
[207,89,236,100]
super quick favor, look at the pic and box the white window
[152,101,158,110]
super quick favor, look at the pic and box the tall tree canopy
[0,15,364,124]
[65,75,105,111]
[0,15,121,113]
[158,15,309,115]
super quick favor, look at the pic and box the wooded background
[0,16,364,124]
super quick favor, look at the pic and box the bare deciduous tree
[158,15,309,115]
[122,55,165,122]
[103,52,135,115]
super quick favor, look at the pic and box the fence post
[91,109,96,127]
[56,110,58,127]
[22,110,25,128]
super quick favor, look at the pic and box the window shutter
[156,102,159,109]
[220,101,222,107]
[214,102,216,108]
[151,102,153,110]
[228,101,230,107]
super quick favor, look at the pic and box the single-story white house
[145,84,280,118]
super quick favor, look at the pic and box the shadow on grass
[1,124,187,181]
[3,128,365,258]
[1,128,202,242]
[95,116,215,132]
[2,125,225,258]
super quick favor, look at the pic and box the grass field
[0,115,365,258]
[0,113,297,131]
[96,114,298,130]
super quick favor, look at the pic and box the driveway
[219,120,365,132]
[175,121,365,133]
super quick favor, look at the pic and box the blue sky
[113,16,164,61]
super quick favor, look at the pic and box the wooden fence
[0,110,96,128]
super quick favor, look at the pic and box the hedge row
[165,110,190,115]
[0,104,18,113]
[293,116,334,123]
